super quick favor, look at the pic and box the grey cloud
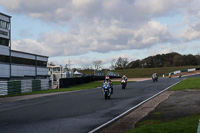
[0,0,187,24]
[2,0,200,57]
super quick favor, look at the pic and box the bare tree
[115,57,129,69]
[82,65,92,70]
[92,60,103,70]
[110,59,116,70]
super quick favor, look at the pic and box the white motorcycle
[121,79,127,89]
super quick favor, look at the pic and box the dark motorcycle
[102,82,112,100]
[152,73,158,82]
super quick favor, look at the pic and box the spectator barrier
[169,67,200,76]
[0,79,49,96]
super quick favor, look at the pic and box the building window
[11,56,47,67]
[11,56,36,66]
[0,20,10,30]
[37,60,47,67]
[0,55,10,63]
[0,37,9,46]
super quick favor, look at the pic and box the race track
[0,75,199,133]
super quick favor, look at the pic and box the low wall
[0,79,49,96]
[59,76,120,88]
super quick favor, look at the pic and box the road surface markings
[88,80,182,133]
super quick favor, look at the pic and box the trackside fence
[59,76,120,88]
[0,79,49,96]
[169,67,200,76]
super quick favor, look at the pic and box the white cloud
[12,39,53,56]
[179,22,200,41]
[0,0,190,24]
[2,0,200,66]
[0,0,21,12]
[11,19,171,57]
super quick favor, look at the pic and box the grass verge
[126,114,200,133]
[126,77,200,133]
[169,77,200,91]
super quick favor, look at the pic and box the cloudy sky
[1,0,200,68]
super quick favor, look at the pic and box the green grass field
[170,77,200,91]
[126,77,200,133]
[126,114,200,133]
[80,66,200,78]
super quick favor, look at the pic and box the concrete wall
[0,64,10,78]
[0,45,9,55]
[11,51,36,60]
[11,65,36,77]
[37,56,48,62]
[0,13,10,22]
[37,67,48,76]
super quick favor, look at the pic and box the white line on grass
[88,80,182,133]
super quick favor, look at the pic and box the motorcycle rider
[152,73,158,82]
[104,76,113,94]
[121,75,128,88]
[122,75,127,83]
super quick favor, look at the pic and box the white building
[0,12,48,81]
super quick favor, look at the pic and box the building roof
[47,65,62,68]
[11,49,49,58]
[74,71,83,75]
[0,12,12,18]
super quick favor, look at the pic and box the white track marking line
[88,80,182,133]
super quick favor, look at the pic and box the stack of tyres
[41,79,49,90]
[32,80,41,92]
[8,81,21,95]
[0,81,8,96]
[21,80,32,93]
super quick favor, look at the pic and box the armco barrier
[8,81,21,95]
[59,76,120,88]
[169,67,200,76]
[0,79,49,96]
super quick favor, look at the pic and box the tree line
[127,52,200,69]
[92,57,129,70]
[48,52,200,70]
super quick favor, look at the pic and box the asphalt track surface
[0,75,199,133]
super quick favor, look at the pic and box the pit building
[0,12,48,81]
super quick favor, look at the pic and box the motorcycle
[121,79,127,89]
[152,73,158,82]
[102,82,112,100]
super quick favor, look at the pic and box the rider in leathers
[104,76,113,94]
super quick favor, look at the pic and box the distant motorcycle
[121,79,127,89]
[152,73,158,82]
[102,82,112,100]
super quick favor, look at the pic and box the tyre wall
[0,79,49,96]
